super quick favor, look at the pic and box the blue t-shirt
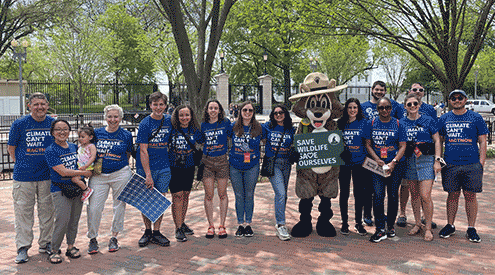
[362,99,404,121]
[342,119,370,165]
[45,142,78,192]
[201,118,232,157]
[229,124,264,170]
[364,118,406,163]
[262,123,296,159]
[94,127,133,174]
[401,102,438,122]
[136,115,173,171]
[8,115,55,181]
[169,127,203,168]
[438,110,489,165]
[399,115,438,144]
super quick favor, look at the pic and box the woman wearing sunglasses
[262,104,295,240]
[337,98,372,237]
[400,94,442,241]
[230,101,264,237]
[365,97,407,243]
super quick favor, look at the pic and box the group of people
[8,91,297,264]
[8,80,487,264]
[340,81,487,243]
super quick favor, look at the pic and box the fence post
[214,72,229,112]
[259,74,273,115]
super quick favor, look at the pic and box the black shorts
[441,162,483,193]
[169,166,196,193]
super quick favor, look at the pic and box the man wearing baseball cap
[437,89,488,242]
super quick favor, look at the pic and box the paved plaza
[0,160,494,274]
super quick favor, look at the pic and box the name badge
[244,152,251,163]
[414,147,422,158]
[380,147,388,159]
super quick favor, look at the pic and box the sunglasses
[411,88,424,92]
[377,105,392,111]
[242,108,254,113]
[273,111,284,116]
[406,102,419,107]
[449,96,465,102]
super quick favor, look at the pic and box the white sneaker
[275,225,291,241]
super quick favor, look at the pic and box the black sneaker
[387,227,396,238]
[363,216,374,226]
[235,225,245,237]
[15,247,29,264]
[108,237,119,252]
[439,224,456,238]
[340,224,350,235]
[181,223,194,235]
[39,242,52,255]
[369,229,387,243]
[138,232,153,247]
[421,217,438,229]
[175,228,187,242]
[151,231,170,247]
[396,216,407,227]
[88,238,99,254]
[354,224,368,236]
[244,225,254,237]
[466,228,481,243]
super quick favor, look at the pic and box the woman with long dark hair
[337,98,372,236]
[263,104,295,241]
[201,100,232,239]
[169,105,202,242]
[230,101,264,238]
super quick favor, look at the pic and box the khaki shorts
[203,154,229,179]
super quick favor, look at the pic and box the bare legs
[172,191,191,229]
[204,177,229,228]
[446,190,478,227]
[408,179,434,240]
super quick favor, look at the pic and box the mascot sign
[295,131,345,169]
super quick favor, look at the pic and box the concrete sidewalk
[0,160,494,274]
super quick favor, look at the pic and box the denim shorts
[404,155,434,181]
[441,162,483,193]
[136,168,171,193]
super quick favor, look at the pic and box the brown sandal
[205,226,215,239]
[218,225,228,239]
[65,247,81,259]
[408,224,423,235]
[49,251,62,264]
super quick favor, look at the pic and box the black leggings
[339,164,373,224]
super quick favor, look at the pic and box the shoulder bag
[261,129,286,177]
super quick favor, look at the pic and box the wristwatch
[392,158,398,163]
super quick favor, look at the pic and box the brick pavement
[1,160,494,274]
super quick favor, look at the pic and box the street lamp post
[11,39,28,115]
[263,51,268,75]
[474,64,480,99]
[310,57,318,72]
[220,51,225,73]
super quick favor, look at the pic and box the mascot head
[290,72,346,131]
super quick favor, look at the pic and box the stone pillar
[214,73,230,110]
[259,74,273,115]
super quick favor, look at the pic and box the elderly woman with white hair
[86,104,133,254]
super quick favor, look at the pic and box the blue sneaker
[15,247,29,264]
[439,224,456,238]
[466,228,481,243]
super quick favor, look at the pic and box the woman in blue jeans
[364,97,407,243]
[262,105,295,241]
[229,101,264,238]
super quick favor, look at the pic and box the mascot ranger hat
[289,72,348,102]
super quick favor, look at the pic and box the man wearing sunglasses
[362,81,404,121]
[397,83,439,229]
[437,90,488,243]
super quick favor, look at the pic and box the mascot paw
[291,220,313,237]
[316,219,336,237]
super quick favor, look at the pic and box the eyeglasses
[242,108,254,113]
[377,105,392,111]
[406,102,419,107]
[411,88,424,92]
[273,111,284,116]
[449,96,465,102]
[53,128,69,132]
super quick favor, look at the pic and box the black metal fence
[26,82,158,114]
